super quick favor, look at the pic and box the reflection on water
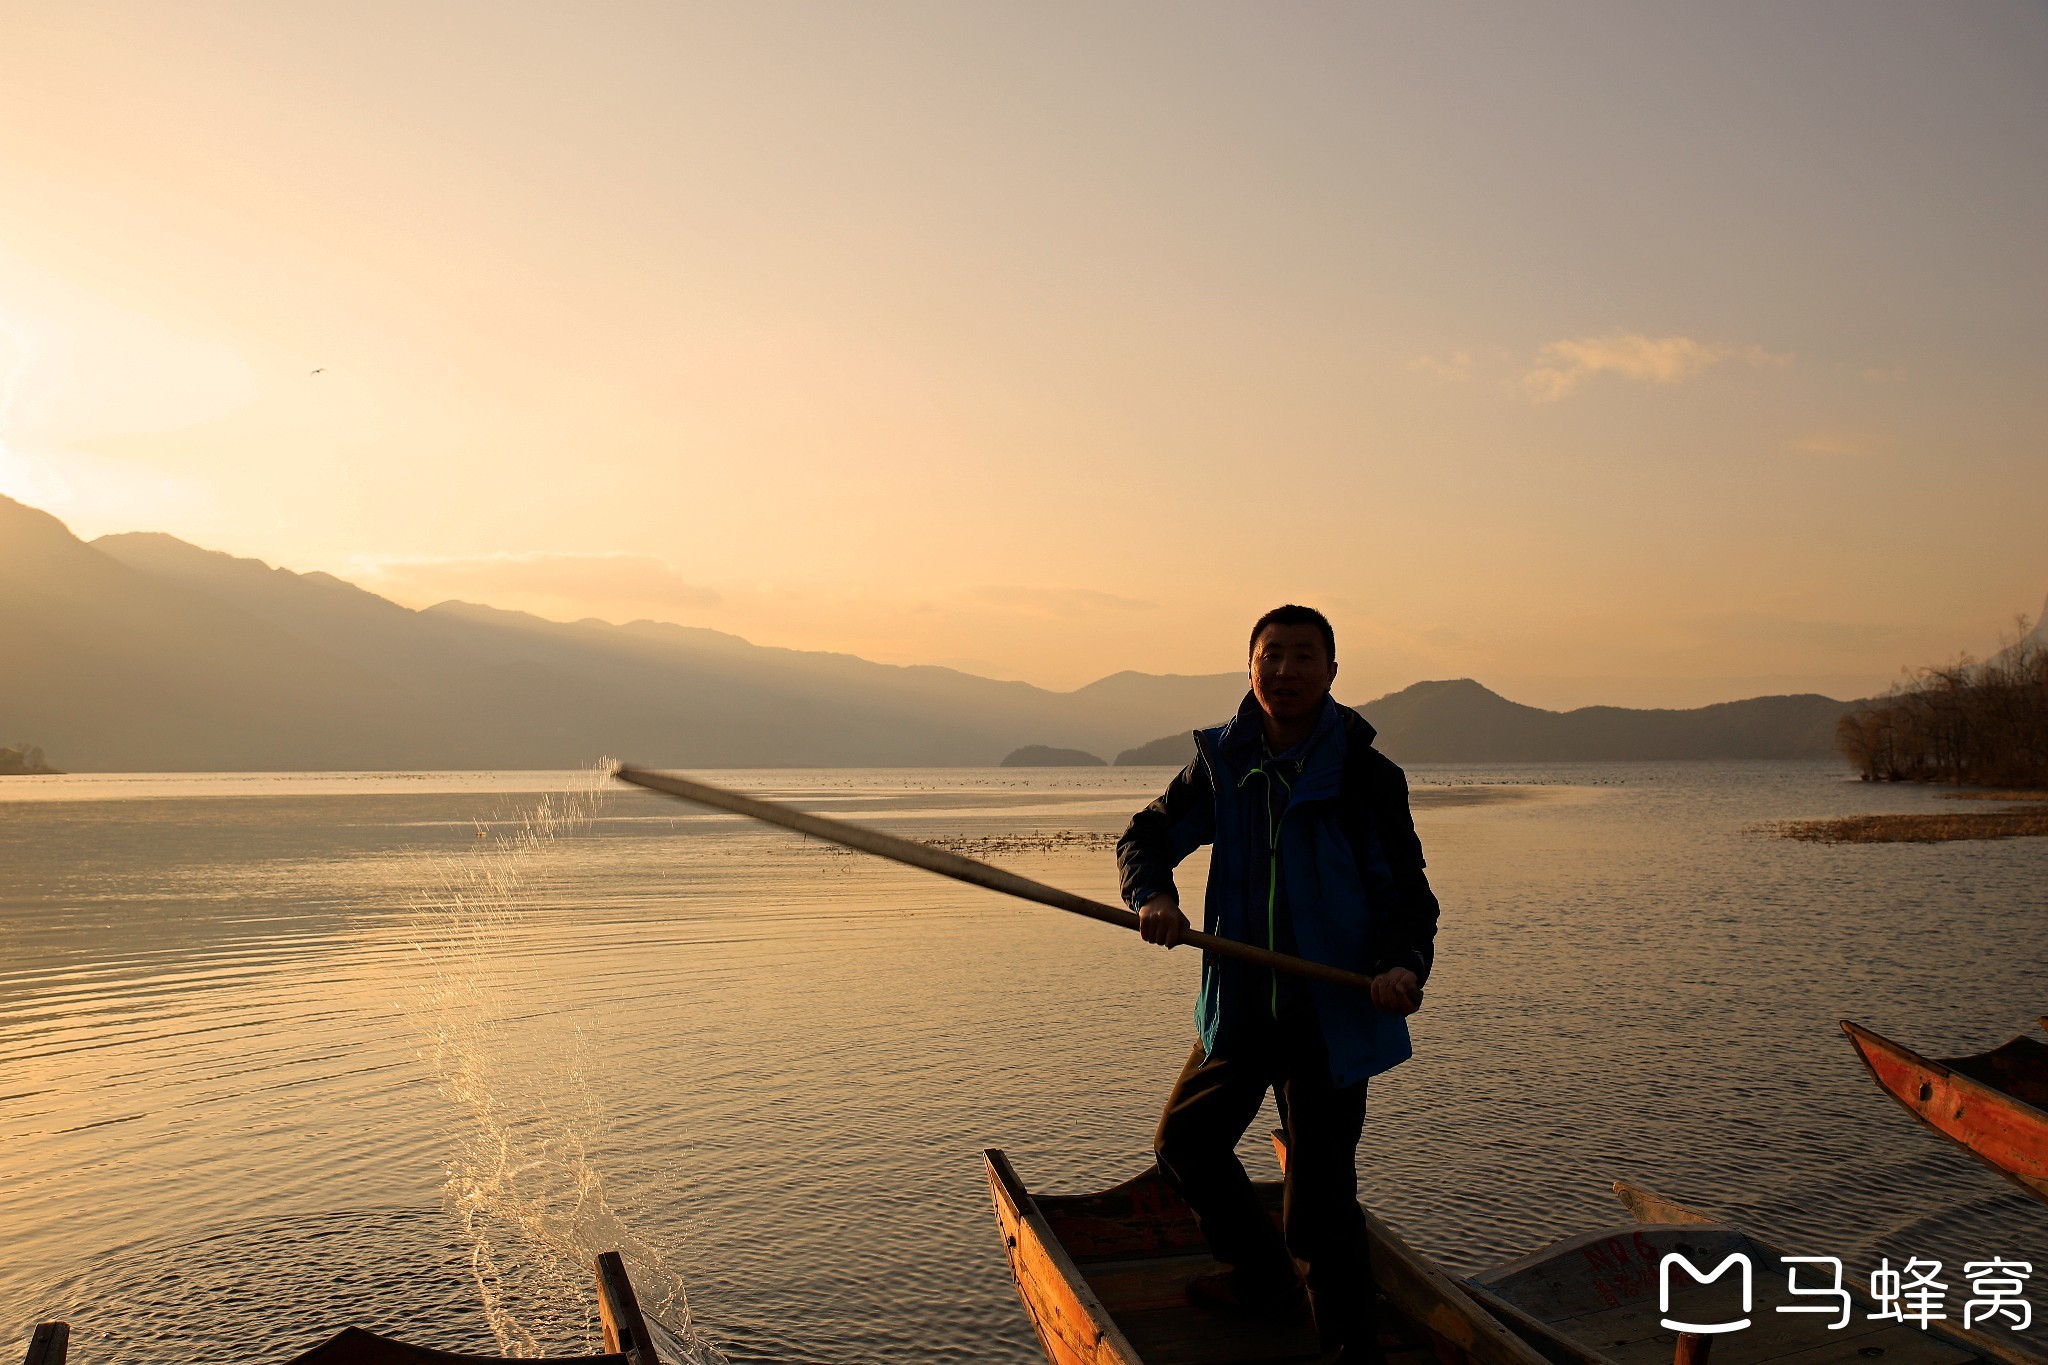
[1,763,2043,1363]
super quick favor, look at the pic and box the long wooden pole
[613,764,1383,996]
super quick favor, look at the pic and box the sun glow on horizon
[0,2,2041,704]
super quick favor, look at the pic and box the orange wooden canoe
[1842,1018,2048,1206]
[984,1144,1554,1365]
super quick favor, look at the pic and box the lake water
[2,762,2044,1364]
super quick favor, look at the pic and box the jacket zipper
[1244,762,1292,1017]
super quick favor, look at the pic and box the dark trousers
[1153,1008,1372,1352]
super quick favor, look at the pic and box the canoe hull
[1842,1019,2048,1205]
[988,1149,1144,1365]
[986,1145,1552,1365]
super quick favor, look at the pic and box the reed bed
[1770,807,2048,843]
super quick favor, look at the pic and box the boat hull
[985,1146,1552,1365]
[987,1149,1144,1365]
[1842,1019,2048,1205]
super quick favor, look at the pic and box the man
[1115,604,1438,1362]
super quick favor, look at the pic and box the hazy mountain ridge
[1358,678,1848,762]
[1000,745,1107,767]
[8,497,1247,770]
[2,500,434,770]
[1111,678,1851,766]
[7,497,1862,771]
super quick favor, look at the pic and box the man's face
[1250,623,1338,726]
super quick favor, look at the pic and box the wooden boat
[984,1141,1556,1365]
[1465,1181,2046,1365]
[1842,1018,2048,1206]
[19,1253,662,1365]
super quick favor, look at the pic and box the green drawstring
[1239,762,1294,1016]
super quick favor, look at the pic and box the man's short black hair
[1249,604,1335,662]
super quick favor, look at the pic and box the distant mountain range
[3,494,1864,771]
[1,496,1248,770]
[1114,680,1850,767]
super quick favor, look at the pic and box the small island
[1115,733,1195,766]
[1000,745,1106,768]
[0,744,62,776]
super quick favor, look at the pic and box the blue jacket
[1115,693,1440,1087]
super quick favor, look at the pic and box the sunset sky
[2,2,2043,705]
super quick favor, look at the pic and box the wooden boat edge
[284,1328,632,1365]
[23,1255,651,1365]
[20,1324,65,1365]
[1610,1181,1713,1226]
[985,1148,1145,1365]
[593,1250,659,1365]
[1840,1018,2048,1205]
[1468,1223,1745,1290]
[1360,1202,1554,1365]
[1457,1283,1608,1365]
[1266,1131,1553,1365]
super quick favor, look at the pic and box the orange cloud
[1519,332,1791,401]
[1408,352,1474,382]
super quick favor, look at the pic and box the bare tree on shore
[1837,620,2048,787]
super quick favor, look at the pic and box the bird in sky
[309,367,326,376]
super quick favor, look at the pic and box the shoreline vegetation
[1771,790,2048,844]
[0,745,61,776]
[1799,629,2048,843]
[1835,631,2048,788]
